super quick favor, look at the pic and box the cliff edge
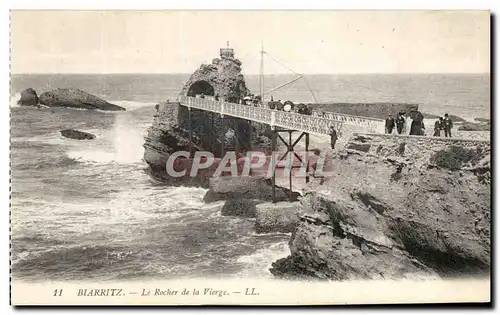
[270,134,491,280]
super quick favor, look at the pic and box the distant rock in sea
[458,121,490,131]
[60,129,96,140]
[17,88,39,106]
[39,88,126,111]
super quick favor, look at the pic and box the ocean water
[9,73,490,282]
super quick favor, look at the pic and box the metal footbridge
[179,95,384,135]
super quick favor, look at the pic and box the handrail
[179,95,344,136]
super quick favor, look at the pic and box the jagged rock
[346,142,371,152]
[255,202,302,234]
[175,53,253,157]
[221,199,258,218]
[60,129,96,140]
[271,134,491,280]
[143,48,270,176]
[17,88,39,106]
[39,88,125,111]
[203,177,300,203]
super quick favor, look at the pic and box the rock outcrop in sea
[270,134,491,280]
[16,88,126,111]
[60,129,96,140]
[17,88,39,106]
[143,48,272,186]
[40,89,126,111]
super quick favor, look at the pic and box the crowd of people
[385,112,453,138]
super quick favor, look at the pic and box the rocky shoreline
[269,133,491,280]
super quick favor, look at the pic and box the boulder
[271,133,491,280]
[60,129,96,140]
[255,202,302,234]
[17,88,39,106]
[221,199,258,218]
[39,88,125,111]
[203,177,300,203]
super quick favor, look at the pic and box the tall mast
[259,40,264,103]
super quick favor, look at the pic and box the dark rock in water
[221,199,258,218]
[17,88,39,106]
[255,202,302,234]
[203,177,300,203]
[39,88,126,111]
[60,129,96,140]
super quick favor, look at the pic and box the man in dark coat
[443,113,453,137]
[396,112,405,134]
[329,126,338,149]
[385,115,395,134]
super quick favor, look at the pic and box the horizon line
[10,72,491,76]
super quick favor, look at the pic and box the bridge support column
[188,106,192,157]
[220,116,225,158]
[271,128,310,203]
[235,121,240,154]
[305,132,310,183]
[271,127,277,203]
[249,120,253,151]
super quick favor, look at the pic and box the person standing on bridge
[317,108,325,118]
[385,114,395,134]
[215,94,219,101]
[329,126,338,149]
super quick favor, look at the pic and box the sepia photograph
[9,9,491,305]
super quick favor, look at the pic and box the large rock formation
[39,88,126,111]
[17,88,39,106]
[143,48,271,185]
[270,134,491,280]
[176,55,253,157]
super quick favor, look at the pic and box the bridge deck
[179,95,384,136]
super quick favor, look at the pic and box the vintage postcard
[9,10,491,306]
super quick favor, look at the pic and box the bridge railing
[312,111,384,133]
[179,95,344,136]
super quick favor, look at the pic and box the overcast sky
[11,10,490,74]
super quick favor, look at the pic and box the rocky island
[17,88,126,111]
